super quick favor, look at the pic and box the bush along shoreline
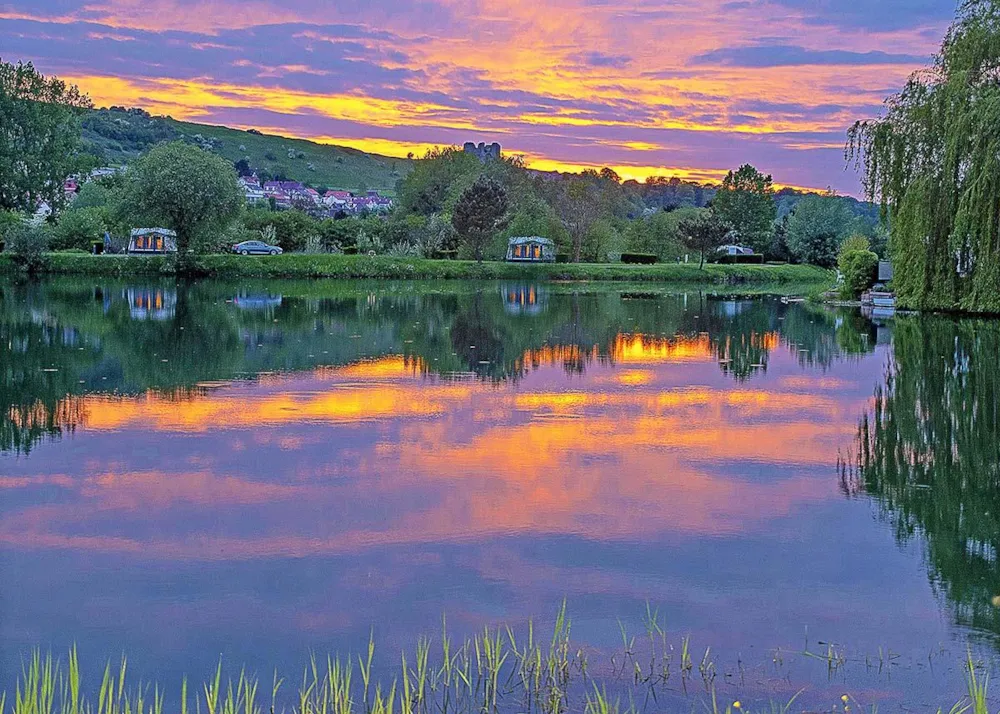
[0,252,835,285]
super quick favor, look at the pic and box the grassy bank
[0,253,834,286]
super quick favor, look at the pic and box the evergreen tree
[452,174,510,262]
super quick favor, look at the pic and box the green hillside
[80,107,413,193]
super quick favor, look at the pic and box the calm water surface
[1,279,998,710]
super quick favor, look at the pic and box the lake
[1,279,998,712]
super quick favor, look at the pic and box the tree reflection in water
[0,280,876,454]
[843,315,1000,638]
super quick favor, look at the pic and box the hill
[78,107,878,222]
[80,107,413,193]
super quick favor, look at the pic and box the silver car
[232,240,283,256]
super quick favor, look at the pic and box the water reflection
[6,279,965,707]
[844,314,1000,640]
[0,281,876,455]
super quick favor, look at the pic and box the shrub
[840,234,871,254]
[356,231,384,256]
[839,249,879,298]
[621,252,658,264]
[386,241,420,257]
[0,211,22,252]
[243,210,315,252]
[302,235,324,254]
[5,222,50,273]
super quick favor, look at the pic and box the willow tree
[848,0,1000,312]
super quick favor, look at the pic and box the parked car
[232,240,282,256]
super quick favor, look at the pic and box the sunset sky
[1,0,956,192]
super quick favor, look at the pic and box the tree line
[2,56,883,276]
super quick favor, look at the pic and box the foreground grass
[0,253,834,285]
[3,608,993,714]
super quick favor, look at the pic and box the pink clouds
[0,0,954,192]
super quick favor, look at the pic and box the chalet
[506,236,555,263]
[717,244,755,256]
[128,228,177,254]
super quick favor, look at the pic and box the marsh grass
[3,610,996,714]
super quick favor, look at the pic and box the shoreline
[0,253,835,285]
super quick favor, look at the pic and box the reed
[1,609,993,714]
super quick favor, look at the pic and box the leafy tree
[626,206,702,261]
[452,174,510,262]
[0,210,22,245]
[503,192,567,250]
[678,211,732,268]
[599,167,622,184]
[233,158,253,176]
[243,208,317,252]
[840,233,872,255]
[769,214,793,262]
[785,194,854,267]
[583,219,623,263]
[712,164,776,254]
[72,181,113,210]
[399,148,481,216]
[554,177,602,262]
[123,141,244,257]
[0,59,91,212]
[848,0,1000,311]
[53,207,106,250]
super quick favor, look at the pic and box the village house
[324,190,352,207]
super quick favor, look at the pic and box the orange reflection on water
[610,334,714,364]
[0,344,872,560]
[320,356,426,380]
[516,344,601,373]
[77,358,459,432]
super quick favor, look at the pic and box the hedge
[0,252,835,285]
[620,253,658,265]
[716,254,765,265]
